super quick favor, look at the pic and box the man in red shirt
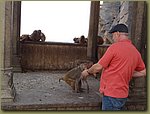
[81,24,146,110]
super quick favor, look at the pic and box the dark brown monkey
[30,30,41,41]
[59,61,93,93]
[30,30,46,42]
[79,35,87,45]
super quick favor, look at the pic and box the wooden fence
[20,41,109,71]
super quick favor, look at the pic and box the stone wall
[99,1,120,36]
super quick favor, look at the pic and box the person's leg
[109,96,127,110]
[102,95,127,110]
[102,96,113,110]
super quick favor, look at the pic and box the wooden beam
[87,1,100,62]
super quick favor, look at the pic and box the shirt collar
[119,39,131,43]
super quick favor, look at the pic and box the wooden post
[12,1,22,72]
[128,1,147,105]
[1,1,16,103]
[87,1,100,62]
[130,1,146,56]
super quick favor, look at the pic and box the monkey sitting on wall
[73,35,87,45]
[59,61,93,93]
[73,37,80,43]
[30,30,46,42]
[79,35,87,45]
[30,30,40,41]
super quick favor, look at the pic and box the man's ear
[117,32,121,37]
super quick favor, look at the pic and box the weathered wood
[12,1,22,72]
[20,42,88,71]
[4,1,13,68]
[128,1,147,108]
[20,42,108,71]
[87,1,100,62]
[130,1,146,59]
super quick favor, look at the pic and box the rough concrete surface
[2,71,102,110]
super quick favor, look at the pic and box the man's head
[109,24,128,42]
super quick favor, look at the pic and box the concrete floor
[2,71,102,110]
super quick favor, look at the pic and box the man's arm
[81,63,103,78]
[87,63,103,75]
[132,69,146,77]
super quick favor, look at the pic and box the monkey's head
[37,30,41,34]
[80,35,85,39]
[79,61,93,71]
[73,37,79,43]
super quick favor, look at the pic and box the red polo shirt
[98,39,145,98]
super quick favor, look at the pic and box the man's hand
[132,69,146,77]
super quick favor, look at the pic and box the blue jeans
[102,95,127,110]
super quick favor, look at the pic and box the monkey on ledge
[20,30,46,42]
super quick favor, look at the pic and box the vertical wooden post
[4,1,12,68]
[87,1,100,62]
[130,1,146,55]
[129,1,147,105]
[12,1,22,72]
[1,1,16,103]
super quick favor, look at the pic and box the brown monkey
[30,30,38,41]
[20,34,31,42]
[30,30,41,41]
[59,61,93,93]
[30,30,46,42]
[79,35,87,45]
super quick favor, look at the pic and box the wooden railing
[20,41,109,72]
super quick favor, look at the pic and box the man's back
[99,39,145,98]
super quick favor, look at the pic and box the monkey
[73,35,87,44]
[59,61,93,93]
[30,30,38,41]
[20,34,31,42]
[79,35,87,45]
[30,30,46,42]
[73,37,79,43]
[30,30,41,41]
[73,35,103,45]
[97,36,104,45]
